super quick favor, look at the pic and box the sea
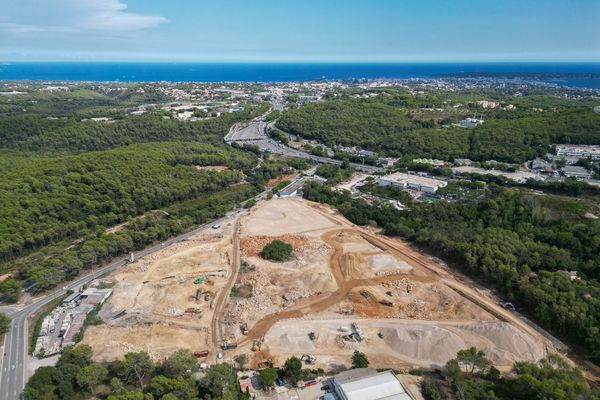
[0,62,599,89]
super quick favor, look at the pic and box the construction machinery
[194,276,207,285]
[377,331,385,339]
[308,331,317,341]
[301,354,317,364]
[360,290,370,299]
[221,341,238,350]
[251,337,264,352]
[240,323,249,335]
[379,299,394,307]
[257,359,273,368]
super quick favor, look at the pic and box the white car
[212,224,221,229]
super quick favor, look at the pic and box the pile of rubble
[382,278,416,296]
[398,299,431,319]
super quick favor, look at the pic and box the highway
[0,207,255,400]
[225,117,383,174]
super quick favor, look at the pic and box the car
[321,384,330,391]
[276,377,286,387]
[194,350,209,358]
[217,352,223,359]
[212,224,221,229]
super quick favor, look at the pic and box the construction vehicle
[301,354,317,364]
[257,359,273,368]
[221,341,238,350]
[194,276,207,285]
[360,290,370,299]
[308,332,317,341]
[240,323,248,335]
[204,291,213,301]
[377,331,385,339]
[194,350,210,358]
[379,299,394,307]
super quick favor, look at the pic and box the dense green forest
[24,344,599,400]
[421,348,599,400]
[0,89,289,301]
[277,95,600,162]
[303,181,600,363]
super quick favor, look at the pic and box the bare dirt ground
[81,197,553,373]
[81,223,236,362]
[262,318,545,370]
[221,198,552,371]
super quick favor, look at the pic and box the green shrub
[260,240,293,262]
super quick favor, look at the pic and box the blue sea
[0,62,599,88]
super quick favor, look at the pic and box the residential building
[458,117,484,128]
[333,368,413,400]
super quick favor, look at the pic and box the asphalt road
[226,118,383,174]
[0,208,251,400]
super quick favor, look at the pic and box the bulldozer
[301,354,317,364]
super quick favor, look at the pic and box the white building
[556,145,600,160]
[458,117,484,128]
[333,369,413,400]
[377,172,447,194]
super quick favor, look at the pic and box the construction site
[81,222,236,362]
[82,197,552,372]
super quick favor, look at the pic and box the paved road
[226,119,383,174]
[0,208,250,400]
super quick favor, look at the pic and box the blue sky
[0,0,598,62]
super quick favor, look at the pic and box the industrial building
[555,145,600,160]
[562,165,592,180]
[333,369,413,400]
[377,172,447,194]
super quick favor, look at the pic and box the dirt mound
[382,320,545,366]
[241,235,309,257]
[341,252,373,279]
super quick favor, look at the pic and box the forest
[23,343,600,400]
[303,181,600,364]
[0,90,291,301]
[277,94,600,163]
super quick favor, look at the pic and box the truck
[221,341,238,350]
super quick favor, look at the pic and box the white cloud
[0,0,168,35]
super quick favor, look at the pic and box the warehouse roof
[335,369,412,400]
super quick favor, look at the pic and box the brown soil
[240,235,309,257]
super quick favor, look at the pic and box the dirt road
[211,219,241,348]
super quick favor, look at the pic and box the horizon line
[2,60,600,64]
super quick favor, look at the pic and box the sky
[0,0,599,62]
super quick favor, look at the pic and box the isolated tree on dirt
[119,352,155,389]
[258,367,278,389]
[421,379,442,400]
[260,240,293,262]
[201,364,240,398]
[351,351,369,369]
[234,354,249,370]
[161,349,196,378]
[283,356,303,386]
[76,363,108,394]
[456,347,490,374]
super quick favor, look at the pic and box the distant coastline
[1,62,600,89]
